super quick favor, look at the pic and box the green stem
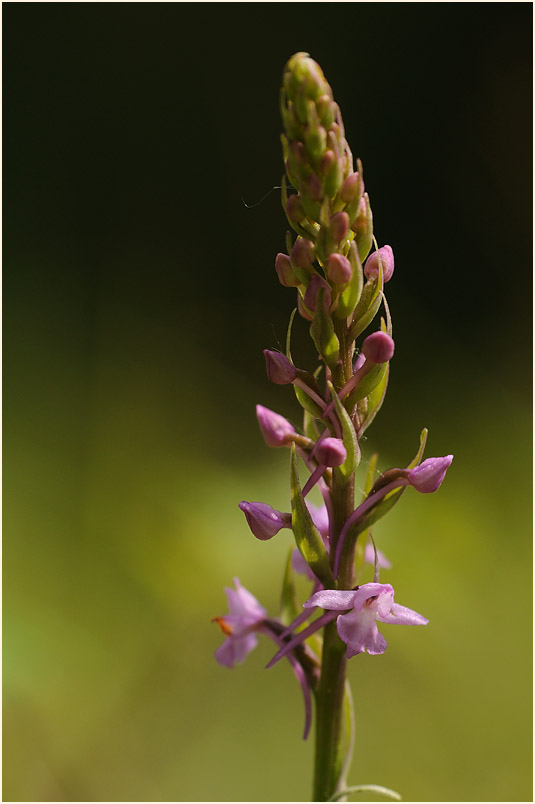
[313,621,347,800]
[312,318,356,801]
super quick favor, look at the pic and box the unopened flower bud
[238,501,291,540]
[304,123,327,160]
[290,139,307,166]
[297,291,313,321]
[364,245,395,283]
[264,350,297,384]
[304,274,331,314]
[361,331,395,364]
[284,52,327,102]
[256,405,296,447]
[275,252,300,287]
[340,172,363,203]
[315,437,347,467]
[326,252,352,284]
[316,94,335,129]
[302,173,323,202]
[408,455,454,493]
[329,211,350,242]
[286,194,305,223]
[320,150,336,177]
[291,237,316,268]
[351,196,368,234]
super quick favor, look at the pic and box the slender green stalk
[313,620,347,800]
[313,319,355,801]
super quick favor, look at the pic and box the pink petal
[226,578,267,620]
[304,589,358,611]
[378,602,429,626]
[215,633,259,668]
[364,543,392,569]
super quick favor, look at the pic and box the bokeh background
[3,3,532,802]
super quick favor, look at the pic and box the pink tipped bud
[238,501,291,540]
[339,172,363,203]
[329,211,350,243]
[286,194,305,223]
[304,274,331,314]
[256,405,296,447]
[364,245,395,283]
[264,350,297,385]
[361,331,395,364]
[320,150,336,177]
[297,291,313,321]
[351,196,368,234]
[315,437,347,467]
[303,173,323,202]
[290,140,307,166]
[291,237,316,268]
[326,252,352,285]
[275,253,300,287]
[408,455,454,493]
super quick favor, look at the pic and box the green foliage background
[4,4,532,802]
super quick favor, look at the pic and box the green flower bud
[283,52,328,104]
[351,193,374,263]
[316,94,335,129]
[304,122,327,161]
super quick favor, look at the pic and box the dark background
[4,3,532,802]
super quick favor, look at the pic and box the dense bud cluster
[215,53,452,802]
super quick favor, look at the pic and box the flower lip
[408,454,453,493]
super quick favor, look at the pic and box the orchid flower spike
[304,583,428,657]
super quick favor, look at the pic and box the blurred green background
[3,4,532,802]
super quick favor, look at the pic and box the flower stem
[313,318,356,801]
[313,620,347,800]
